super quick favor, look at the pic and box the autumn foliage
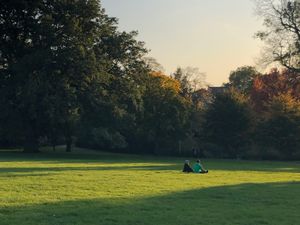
[250,69,300,112]
[198,67,300,160]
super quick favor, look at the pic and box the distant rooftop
[208,86,227,95]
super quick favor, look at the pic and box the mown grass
[0,148,300,225]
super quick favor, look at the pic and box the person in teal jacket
[193,159,208,173]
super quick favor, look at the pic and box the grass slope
[0,149,300,225]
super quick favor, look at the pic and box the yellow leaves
[268,93,300,116]
[149,71,181,93]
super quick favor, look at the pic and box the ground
[0,148,300,225]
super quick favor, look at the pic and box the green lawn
[0,149,300,225]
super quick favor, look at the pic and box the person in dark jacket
[182,160,194,173]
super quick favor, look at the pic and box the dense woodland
[0,0,300,160]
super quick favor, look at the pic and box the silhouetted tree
[0,0,147,152]
[172,67,206,98]
[201,90,252,158]
[255,0,300,73]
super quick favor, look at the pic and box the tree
[201,90,252,158]
[172,67,206,98]
[250,68,300,112]
[134,71,192,154]
[77,29,149,152]
[255,0,300,73]
[247,68,300,159]
[191,88,213,110]
[0,0,98,152]
[225,66,260,94]
[143,57,165,72]
[254,93,300,159]
[0,0,148,152]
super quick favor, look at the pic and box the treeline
[0,0,299,160]
[201,67,300,160]
[0,0,191,154]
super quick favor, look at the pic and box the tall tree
[201,90,252,158]
[77,29,149,151]
[0,0,146,152]
[250,69,300,112]
[143,57,165,72]
[135,71,191,154]
[254,93,300,159]
[172,67,206,98]
[225,66,260,94]
[255,0,300,73]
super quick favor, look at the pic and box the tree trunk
[154,141,159,155]
[66,135,72,152]
[178,140,182,156]
[51,130,57,152]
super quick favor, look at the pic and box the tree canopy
[255,0,300,73]
[0,0,148,152]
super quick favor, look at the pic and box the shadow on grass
[1,152,300,173]
[0,151,124,163]
[0,151,176,165]
[0,173,57,178]
[1,182,299,225]
[0,164,179,175]
[205,160,300,173]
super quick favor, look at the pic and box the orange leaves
[250,69,300,112]
[150,71,181,94]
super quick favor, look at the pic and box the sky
[101,0,264,86]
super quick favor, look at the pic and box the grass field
[0,149,300,225]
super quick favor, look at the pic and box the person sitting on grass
[193,159,208,174]
[182,160,194,173]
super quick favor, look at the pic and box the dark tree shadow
[0,164,179,176]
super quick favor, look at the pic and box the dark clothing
[182,163,194,173]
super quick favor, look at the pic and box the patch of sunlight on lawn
[1,155,300,209]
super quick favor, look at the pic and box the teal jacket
[193,163,203,173]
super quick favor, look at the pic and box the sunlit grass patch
[0,150,299,225]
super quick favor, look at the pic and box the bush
[91,128,128,150]
[76,127,127,151]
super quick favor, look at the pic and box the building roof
[208,86,227,95]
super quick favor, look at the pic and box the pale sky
[101,0,264,86]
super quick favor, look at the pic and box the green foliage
[132,72,192,154]
[201,90,252,158]
[226,66,260,94]
[91,127,127,150]
[254,94,300,160]
[0,0,111,152]
[0,0,149,153]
